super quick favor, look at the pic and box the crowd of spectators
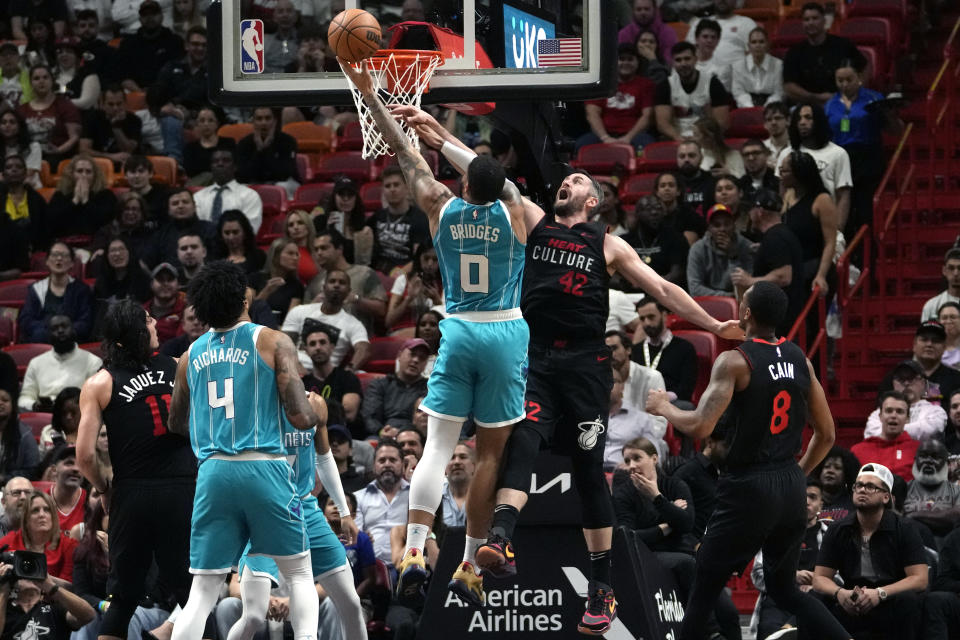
[0,0,946,638]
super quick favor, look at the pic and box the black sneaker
[475,533,517,578]
[578,580,617,635]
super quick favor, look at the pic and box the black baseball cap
[54,445,77,463]
[892,360,924,379]
[139,0,162,14]
[917,320,947,340]
[327,424,351,442]
[752,188,782,212]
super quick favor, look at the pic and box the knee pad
[498,425,544,493]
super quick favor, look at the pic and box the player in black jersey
[646,282,852,640]
[77,299,197,640]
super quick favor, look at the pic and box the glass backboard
[209,0,616,107]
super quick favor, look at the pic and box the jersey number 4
[208,378,235,419]
[769,390,792,434]
[460,254,490,294]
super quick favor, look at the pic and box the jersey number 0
[460,254,490,293]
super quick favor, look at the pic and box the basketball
[328,8,382,64]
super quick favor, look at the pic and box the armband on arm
[316,450,350,518]
[440,141,477,174]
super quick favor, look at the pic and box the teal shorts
[421,316,529,427]
[240,495,347,581]
[189,458,308,573]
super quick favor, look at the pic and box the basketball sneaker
[578,580,617,635]
[447,561,484,606]
[395,548,427,604]
[475,534,517,578]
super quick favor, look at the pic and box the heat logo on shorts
[577,416,605,451]
[240,19,264,73]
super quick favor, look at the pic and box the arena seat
[20,413,52,442]
[571,143,636,175]
[0,316,14,346]
[845,0,906,20]
[619,172,659,205]
[218,123,254,142]
[357,372,385,393]
[251,184,289,213]
[312,152,372,183]
[31,480,53,493]
[3,343,53,378]
[79,342,104,359]
[147,156,179,185]
[376,271,395,293]
[282,122,333,155]
[636,141,680,173]
[38,187,55,201]
[124,90,146,111]
[735,0,780,22]
[293,182,334,208]
[0,278,36,309]
[295,154,313,182]
[727,107,767,139]
[672,330,718,403]
[40,161,55,187]
[365,337,407,374]
[359,181,382,211]
[57,157,115,186]
[255,215,286,245]
[338,120,363,151]
[835,16,894,47]
[670,296,739,331]
[771,20,806,49]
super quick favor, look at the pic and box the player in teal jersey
[342,60,529,606]
[167,261,327,640]
[227,409,367,640]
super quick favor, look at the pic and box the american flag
[537,38,582,67]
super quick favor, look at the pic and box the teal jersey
[282,416,315,496]
[187,323,285,462]
[434,197,525,313]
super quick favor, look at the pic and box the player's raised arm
[168,353,192,437]
[340,60,453,233]
[268,329,319,431]
[798,359,836,474]
[606,232,745,341]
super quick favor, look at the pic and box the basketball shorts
[240,495,347,582]
[189,458,308,573]
[521,340,613,461]
[421,315,529,427]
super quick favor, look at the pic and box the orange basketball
[328,8,383,64]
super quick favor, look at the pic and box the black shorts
[696,464,807,575]
[520,340,613,461]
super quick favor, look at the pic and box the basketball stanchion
[342,49,444,159]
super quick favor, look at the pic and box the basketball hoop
[344,49,444,159]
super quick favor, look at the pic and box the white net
[345,51,443,159]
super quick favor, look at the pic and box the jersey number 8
[460,254,489,294]
[208,378,235,419]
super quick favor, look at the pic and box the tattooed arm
[341,59,453,235]
[266,329,319,431]
[645,350,748,439]
[168,353,192,437]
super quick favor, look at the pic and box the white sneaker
[766,627,798,640]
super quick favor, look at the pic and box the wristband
[440,140,477,174]
[316,449,350,519]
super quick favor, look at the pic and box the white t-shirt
[922,291,960,321]
[776,142,853,200]
[688,14,758,68]
[701,148,745,178]
[280,304,369,371]
[606,289,640,333]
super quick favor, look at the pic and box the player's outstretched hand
[387,105,446,149]
[715,320,746,341]
[646,389,670,417]
[339,514,358,546]
[338,57,374,95]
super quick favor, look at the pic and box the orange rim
[360,49,443,93]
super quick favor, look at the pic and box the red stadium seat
[357,372,385,393]
[295,154,313,182]
[619,172,659,206]
[727,107,767,139]
[293,183,335,208]
[3,343,53,378]
[282,122,333,155]
[0,316,14,346]
[845,0,906,20]
[858,45,889,90]
[20,412,51,441]
[670,297,740,332]
[637,141,680,173]
[338,121,364,151]
[364,337,407,374]
[359,181,382,211]
[376,271,395,293]
[31,480,54,493]
[255,216,287,245]
[736,0,780,22]
[251,184,289,213]
[672,330,718,403]
[835,17,892,47]
[772,20,806,49]
[571,143,636,175]
[79,342,104,359]
[313,152,372,183]
[724,138,748,152]
[218,123,253,143]
[0,279,36,309]
[147,156,178,186]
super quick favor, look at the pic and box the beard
[678,163,699,177]
[555,193,588,218]
[52,338,74,354]
[377,469,398,488]
[855,501,884,515]
[914,460,948,487]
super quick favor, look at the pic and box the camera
[0,547,47,585]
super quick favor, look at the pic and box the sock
[589,549,611,586]
[490,504,520,540]
[463,536,485,574]
[406,523,430,555]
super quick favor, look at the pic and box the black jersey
[725,338,811,470]
[102,354,196,482]
[521,216,609,343]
